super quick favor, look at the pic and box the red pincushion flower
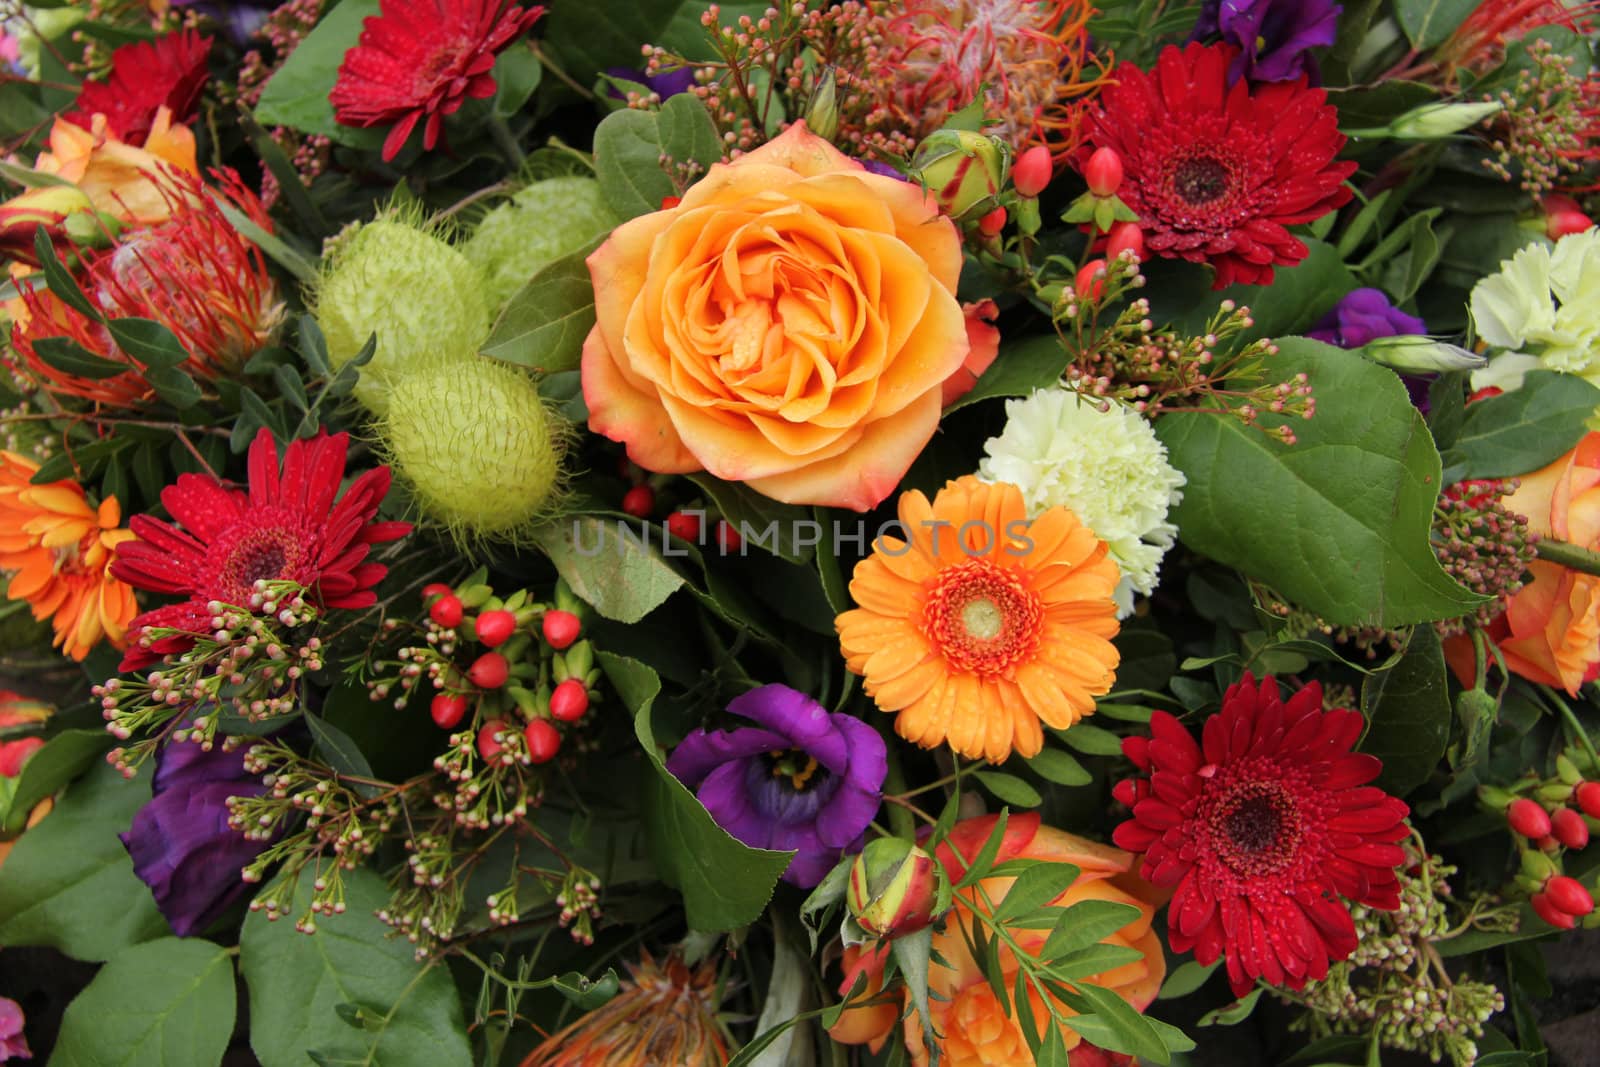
[1112,673,1410,997]
[66,29,213,145]
[330,0,546,162]
[1078,42,1355,289]
[110,428,411,671]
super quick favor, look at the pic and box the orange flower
[1490,433,1600,694]
[836,476,1121,763]
[29,107,198,227]
[830,813,1167,1066]
[0,452,138,661]
[519,951,729,1067]
[581,121,972,511]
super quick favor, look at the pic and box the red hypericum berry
[477,719,507,761]
[431,692,469,729]
[474,609,516,648]
[1075,259,1108,300]
[1466,385,1503,405]
[1546,875,1596,916]
[523,718,561,764]
[422,582,453,601]
[977,206,1007,237]
[1012,144,1052,198]
[1083,147,1123,197]
[661,195,682,210]
[1577,781,1600,818]
[1532,891,1578,929]
[550,679,590,722]
[1105,220,1145,261]
[1543,194,1593,239]
[542,610,581,650]
[467,651,510,689]
[1552,807,1591,850]
[1508,797,1553,839]
[716,519,742,553]
[429,593,464,628]
[666,510,702,542]
[622,484,656,518]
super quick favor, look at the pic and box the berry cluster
[1480,38,1600,195]
[1482,750,1600,929]
[615,461,745,553]
[1431,478,1538,637]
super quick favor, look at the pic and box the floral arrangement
[0,0,1598,1063]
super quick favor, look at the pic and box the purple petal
[728,685,851,773]
[817,784,885,849]
[665,726,789,788]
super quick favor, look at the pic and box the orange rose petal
[580,331,701,473]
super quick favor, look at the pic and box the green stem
[486,115,526,169]
[1539,685,1600,770]
[1535,538,1600,578]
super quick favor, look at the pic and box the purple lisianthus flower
[1191,0,1342,84]
[1307,288,1428,348]
[0,997,29,1061]
[169,0,273,45]
[665,684,887,887]
[604,65,695,101]
[119,737,275,937]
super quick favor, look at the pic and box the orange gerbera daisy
[0,452,138,661]
[836,476,1121,763]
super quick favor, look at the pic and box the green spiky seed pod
[381,356,565,541]
[314,219,490,415]
[462,176,617,312]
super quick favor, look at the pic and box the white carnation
[978,388,1186,617]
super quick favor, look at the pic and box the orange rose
[581,122,972,511]
[1491,433,1600,694]
[32,107,198,225]
[830,813,1167,1066]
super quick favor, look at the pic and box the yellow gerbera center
[921,559,1042,677]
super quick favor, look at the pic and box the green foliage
[1360,625,1452,797]
[542,0,686,86]
[254,0,385,148]
[592,94,724,219]
[239,868,473,1067]
[1157,338,1487,627]
[1446,371,1600,478]
[481,242,603,373]
[1393,0,1479,50]
[535,517,686,622]
[1,728,108,834]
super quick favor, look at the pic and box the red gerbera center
[920,559,1042,677]
[1113,673,1410,997]
[1077,42,1356,289]
[110,428,411,671]
[330,0,546,162]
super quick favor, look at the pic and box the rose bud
[1552,807,1590,850]
[847,837,947,939]
[910,129,1011,219]
[1083,147,1123,197]
[1577,781,1600,819]
[1507,797,1552,839]
[1012,144,1052,198]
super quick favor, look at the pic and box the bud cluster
[95,579,324,773]
[1431,478,1537,636]
[1285,843,1509,1067]
[1480,38,1600,195]
[1479,748,1600,929]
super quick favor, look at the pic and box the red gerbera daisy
[1077,42,1355,289]
[110,428,411,671]
[1111,673,1410,997]
[66,29,214,145]
[330,0,546,162]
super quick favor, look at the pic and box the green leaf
[1060,981,1175,1063]
[305,715,379,797]
[34,229,102,321]
[1447,371,1600,479]
[689,475,816,563]
[1156,337,1486,628]
[1040,899,1144,961]
[551,969,620,1012]
[105,318,190,369]
[50,937,235,1067]
[992,862,1082,923]
[1394,0,1479,49]
[492,45,541,119]
[213,195,320,286]
[145,366,203,410]
[239,867,473,1067]
[891,925,934,1050]
[1055,722,1122,756]
[534,517,685,623]
[0,762,167,961]
[1158,959,1219,1000]
[973,770,1042,808]
[542,0,684,86]
[592,94,723,220]
[943,334,1066,413]
[33,337,129,379]
[254,0,386,149]
[1,728,109,834]
[953,810,1011,889]
[480,241,602,373]
[1024,747,1091,786]
[1359,625,1450,797]
[0,158,77,188]
[1197,986,1263,1027]
[604,652,791,930]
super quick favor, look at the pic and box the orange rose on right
[1486,433,1600,694]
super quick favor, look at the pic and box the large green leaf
[603,651,792,930]
[254,0,385,149]
[239,868,472,1067]
[1156,337,1486,628]
[542,0,685,86]
[480,240,603,373]
[1394,0,1479,49]
[50,938,236,1067]
[1446,371,1600,479]
[592,94,723,220]
[687,474,815,563]
[534,516,685,623]
[1359,625,1450,797]
[1,728,109,834]
[0,762,166,961]
[944,334,1068,413]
